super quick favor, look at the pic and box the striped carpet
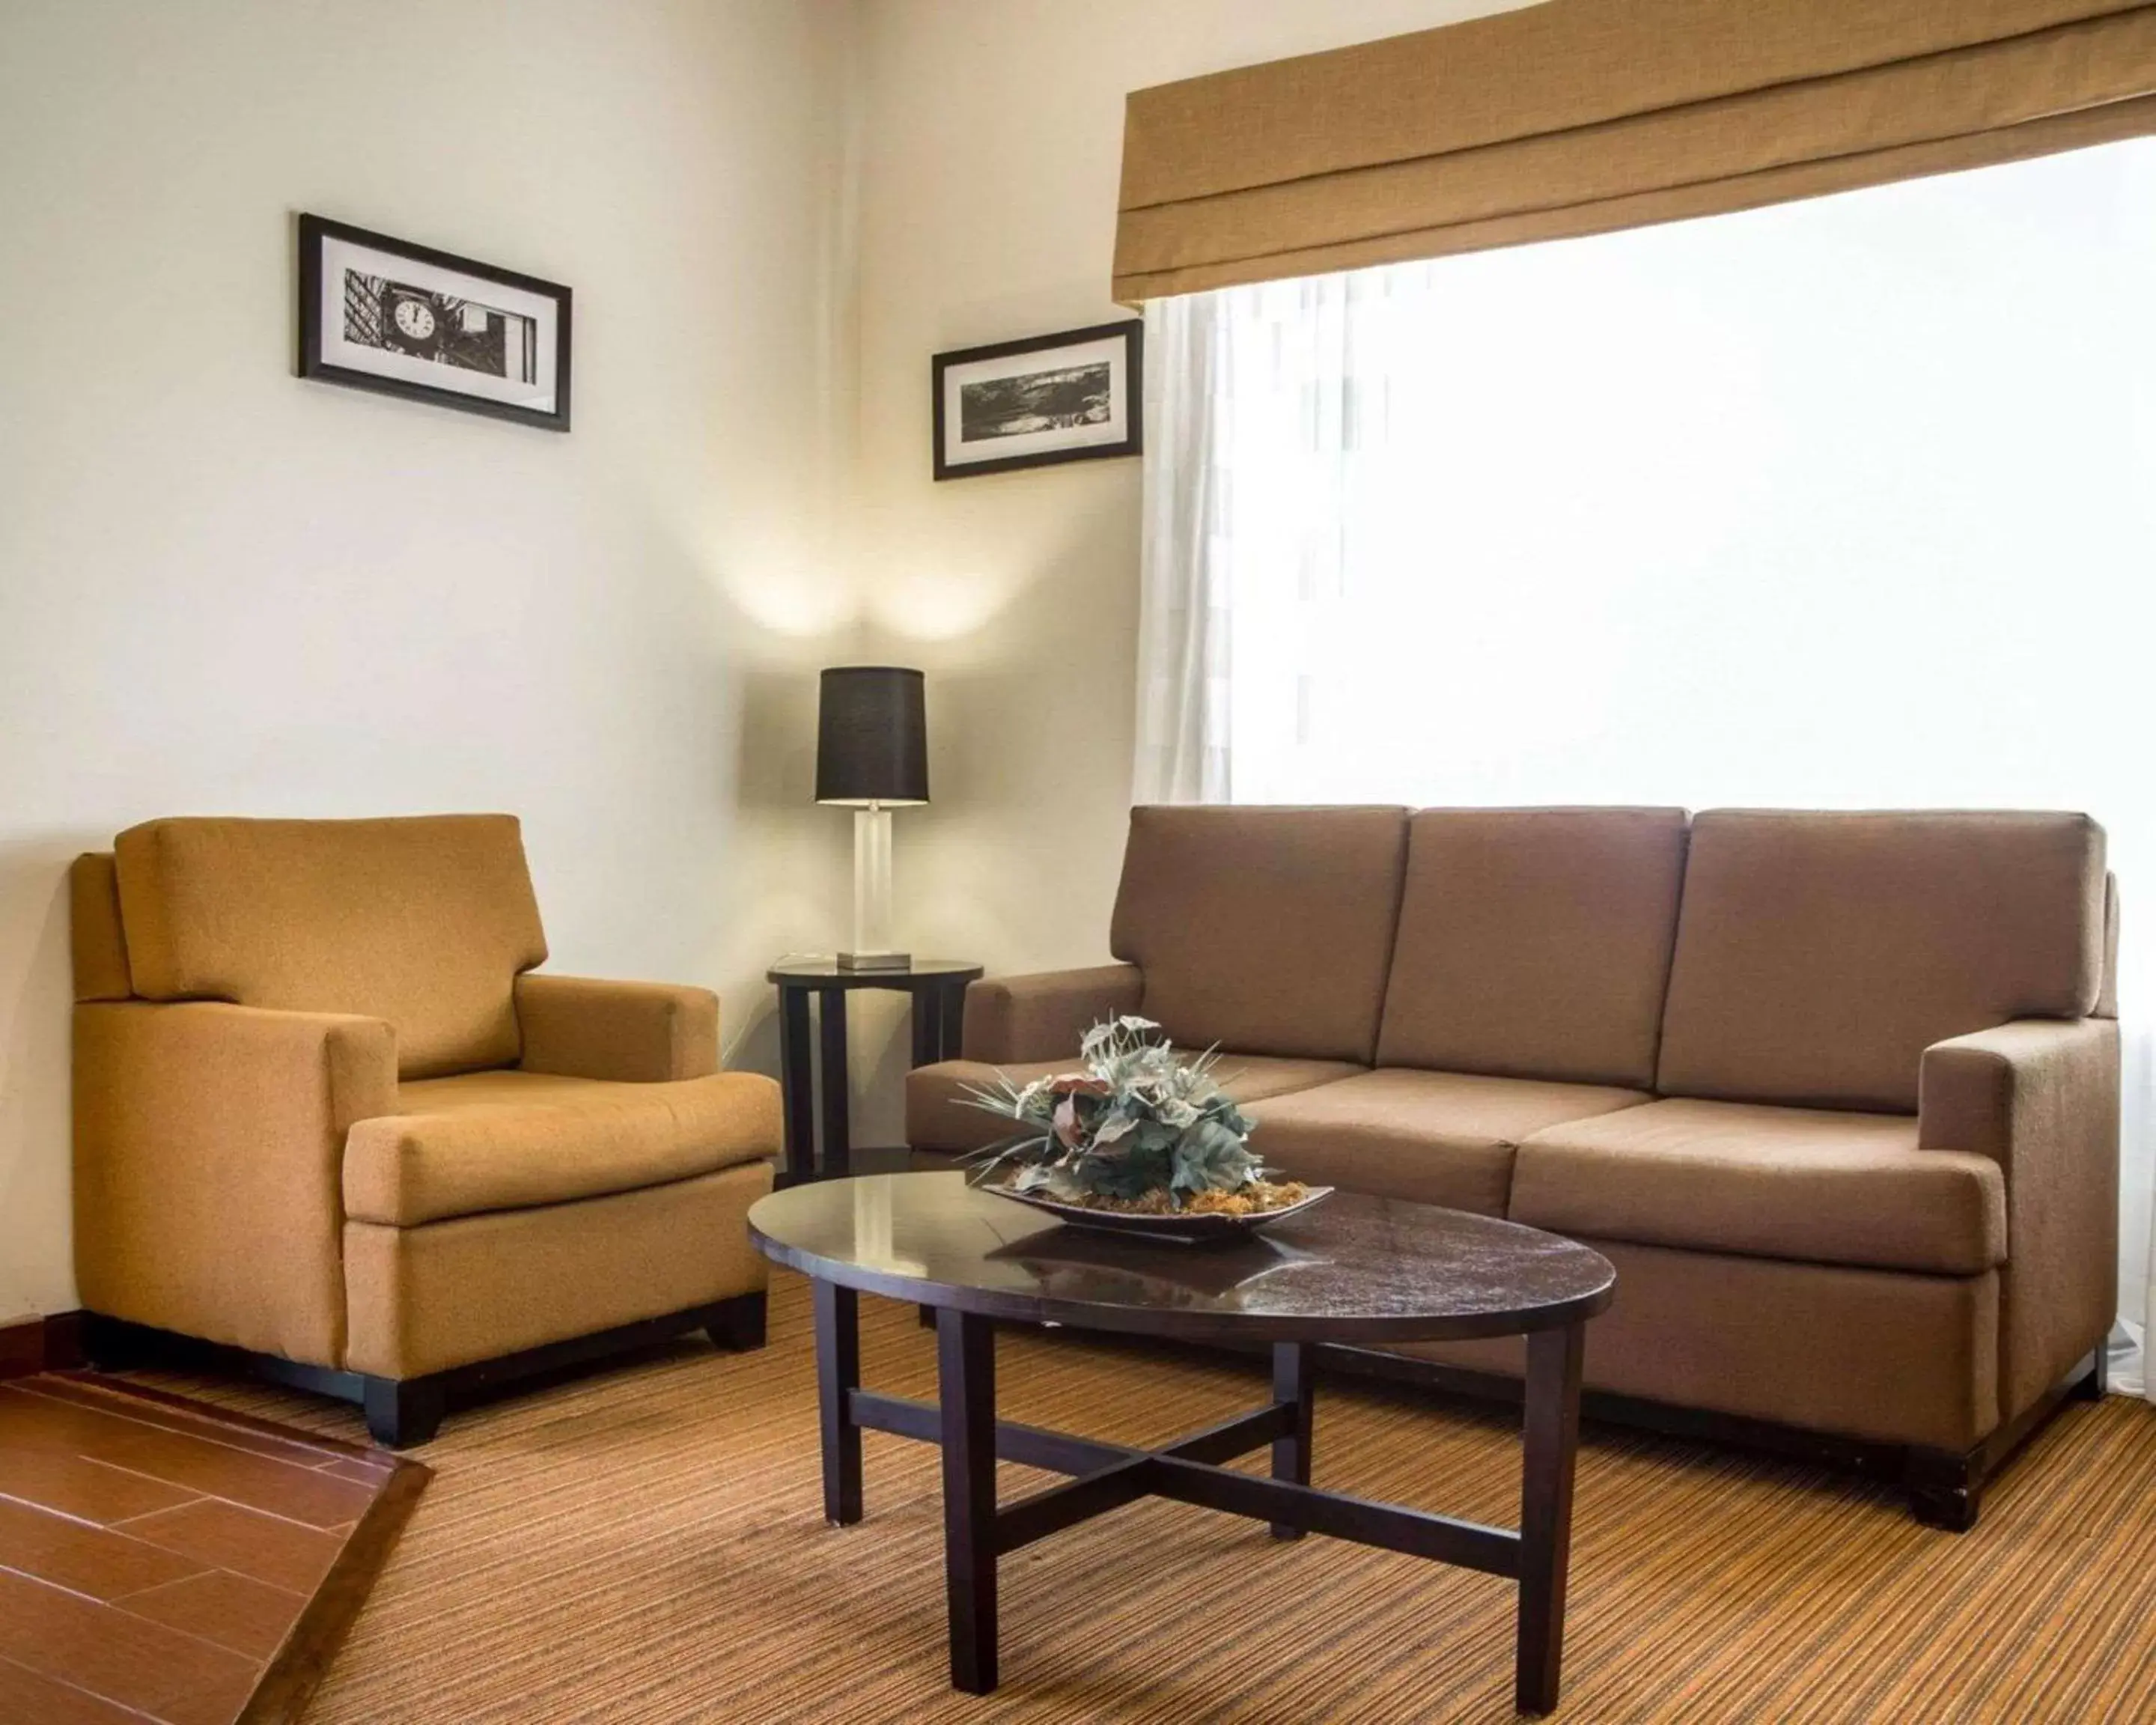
[138,1276,2156,1724]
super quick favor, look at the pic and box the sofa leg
[2074,1348,2110,1402]
[1905,1449,1981,1532]
[1909,1482,1979,1533]
[707,1292,767,1353]
[363,1377,445,1449]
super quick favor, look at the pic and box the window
[1140,138,2156,1387]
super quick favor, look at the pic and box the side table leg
[778,987,814,1184]
[937,980,969,1061]
[814,1280,862,1525]
[1270,1341,1312,1539]
[938,1309,999,1694]
[910,983,943,1068]
[1517,1321,1586,1716]
[817,987,852,1178]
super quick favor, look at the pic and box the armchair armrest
[73,1000,395,1366]
[515,973,719,1082]
[960,963,1144,1064]
[1920,1017,2119,1415]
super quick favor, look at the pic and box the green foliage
[962,1016,1267,1208]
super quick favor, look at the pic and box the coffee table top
[747,1172,1615,1345]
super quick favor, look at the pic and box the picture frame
[296,213,572,432]
[932,320,1142,480]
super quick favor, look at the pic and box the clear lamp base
[844,805,905,972]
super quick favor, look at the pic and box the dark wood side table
[748,1172,1616,1715]
[767,958,984,1184]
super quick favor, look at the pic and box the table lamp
[816,666,928,970]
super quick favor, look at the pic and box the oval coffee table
[748,1172,1616,1715]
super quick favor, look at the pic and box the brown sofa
[907,806,2119,1527]
[70,814,779,1444]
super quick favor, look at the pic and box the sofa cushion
[1656,809,2105,1112]
[1511,1098,2006,1275]
[1109,805,1409,1062]
[114,814,549,1079]
[906,1053,1364,1156]
[1376,808,1687,1087]
[1244,1068,1651,1217]
[343,1068,779,1226]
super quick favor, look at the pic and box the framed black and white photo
[296,214,572,431]
[932,320,1142,480]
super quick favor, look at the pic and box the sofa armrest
[73,1000,395,1367]
[960,963,1144,1064]
[515,973,721,1082]
[1919,1017,2119,1417]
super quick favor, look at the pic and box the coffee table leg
[1517,1321,1586,1716]
[1270,1342,1313,1539]
[937,1308,999,1694]
[814,1280,862,1526]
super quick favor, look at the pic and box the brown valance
[1114,0,2156,302]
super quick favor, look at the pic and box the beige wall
[843,0,1532,1137]
[0,0,859,1321]
[0,0,1540,1318]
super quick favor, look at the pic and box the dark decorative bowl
[977,1179,1336,1246]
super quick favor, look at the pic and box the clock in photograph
[386,291,439,353]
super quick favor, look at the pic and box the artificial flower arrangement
[965,1015,1309,1217]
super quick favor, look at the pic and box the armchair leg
[706,1292,768,1353]
[79,1300,767,1450]
[363,1377,446,1449]
[82,1314,152,1372]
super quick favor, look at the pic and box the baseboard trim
[0,1310,85,1379]
[84,1292,770,1448]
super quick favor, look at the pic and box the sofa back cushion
[114,814,548,1078]
[1657,810,2104,1112]
[1110,805,1408,1062]
[1377,808,1688,1087]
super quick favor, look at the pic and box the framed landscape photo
[932,320,1142,480]
[296,213,572,431]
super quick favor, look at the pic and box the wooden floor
[121,1275,2156,1724]
[0,1375,421,1724]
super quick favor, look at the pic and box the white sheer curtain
[1133,293,1231,803]
[1136,139,2156,1396]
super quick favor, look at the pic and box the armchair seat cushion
[1244,1068,1651,1216]
[1511,1098,2007,1274]
[343,1069,780,1226]
[907,1053,1364,1156]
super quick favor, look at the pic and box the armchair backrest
[1655,809,2106,1112]
[94,814,547,1078]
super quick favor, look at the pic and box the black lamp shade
[815,666,928,806]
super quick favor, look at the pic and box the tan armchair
[70,814,779,1446]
